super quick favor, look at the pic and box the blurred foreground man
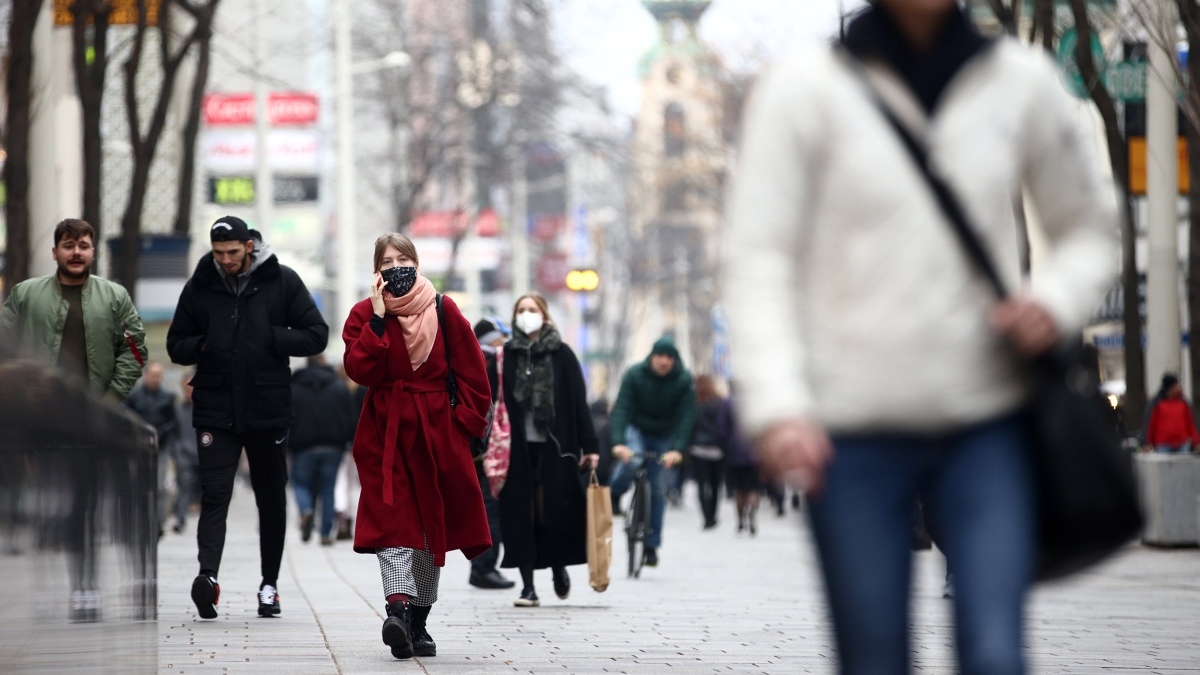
[168,216,328,620]
[0,218,146,400]
[723,1,1117,673]
[125,362,180,536]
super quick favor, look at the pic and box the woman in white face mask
[497,292,600,607]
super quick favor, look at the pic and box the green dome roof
[643,0,712,22]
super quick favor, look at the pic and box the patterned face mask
[381,266,418,297]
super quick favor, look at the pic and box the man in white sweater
[723,1,1117,673]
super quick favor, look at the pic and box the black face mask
[381,266,418,297]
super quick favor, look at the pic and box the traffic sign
[1057,28,1108,99]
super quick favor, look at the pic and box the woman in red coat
[343,233,492,661]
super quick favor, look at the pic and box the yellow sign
[565,269,600,292]
[55,0,161,27]
[1128,136,1189,196]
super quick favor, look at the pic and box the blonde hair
[373,233,420,272]
[512,292,554,329]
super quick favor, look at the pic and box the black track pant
[196,428,289,586]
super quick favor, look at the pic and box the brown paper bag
[586,470,613,592]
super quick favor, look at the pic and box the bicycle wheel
[626,476,647,578]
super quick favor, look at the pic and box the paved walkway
[158,481,1200,674]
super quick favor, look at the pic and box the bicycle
[624,451,659,579]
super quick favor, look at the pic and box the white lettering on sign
[203,92,320,127]
[202,130,320,173]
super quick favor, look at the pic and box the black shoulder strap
[436,294,460,407]
[838,49,1010,301]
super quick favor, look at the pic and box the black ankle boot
[382,602,413,659]
[410,605,436,657]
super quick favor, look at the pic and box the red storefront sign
[537,252,570,292]
[408,209,500,238]
[203,92,320,127]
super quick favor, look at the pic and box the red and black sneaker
[191,575,220,620]
[258,584,281,617]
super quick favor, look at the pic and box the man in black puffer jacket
[290,354,357,546]
[167,216,328,620]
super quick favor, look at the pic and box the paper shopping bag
[586,470,613,592]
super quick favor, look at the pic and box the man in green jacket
[609,336,696,567]
[0,219,147,401]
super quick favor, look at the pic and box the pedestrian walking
[0,218,147,400]
[342,233,493,660]
[609,337,694,567]
[167,216,329,620]
[1144,374,1199,454]
[290,354,358,545]
[124,362,180,536]
[722,1,1118,672]
[171,374,200,534]
[717,394,760,535]
[0,218,147,623]
[469,316,517,590]
[496,293,599,607]
[689,375,724,530]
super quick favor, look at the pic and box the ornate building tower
[627,0,726,372]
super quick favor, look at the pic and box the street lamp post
[333,0,409,341]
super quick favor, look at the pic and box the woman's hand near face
[370,272,386,317]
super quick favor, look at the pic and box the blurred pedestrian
[291,355,358,545]
[497,293,599,607]
[609,337,694,568]
[124,362,179,536]
[0,218,146,400]
[168,215,329,620]
[591,398,615,487]
[689,375,725,530]
[469,316,517,590]
[343,233,492,660]
[723,1,1118,672]
[1144,375,1199,454]
[717,393,760,535]
[171,373,200,534]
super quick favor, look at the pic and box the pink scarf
[382,275,438,370]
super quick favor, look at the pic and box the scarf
[510,323,562,431]
[382,275,438,370]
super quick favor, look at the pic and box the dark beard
[57,261,91,281]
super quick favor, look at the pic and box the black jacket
[166,252,328,433]
[289,364,357,451]
[124,386,179,450]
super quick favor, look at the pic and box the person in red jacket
[343,233,493,660]
[1145,374,1200,454]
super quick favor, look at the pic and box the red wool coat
[343,295,492,565]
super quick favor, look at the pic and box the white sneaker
[258,584,280,617]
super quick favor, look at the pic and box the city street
[158,481,1200,674]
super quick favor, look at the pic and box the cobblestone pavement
[158,482,1200,674]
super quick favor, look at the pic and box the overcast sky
[553,0,869,116]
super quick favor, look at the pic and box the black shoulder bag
[849,58,1142,580]
[436,294,494,460]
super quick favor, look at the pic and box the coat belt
[381,380,447,506]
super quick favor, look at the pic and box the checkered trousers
[377,546,440,606]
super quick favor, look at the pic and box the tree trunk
[3,0,44,292]
[1178,0,1200,419]
[173,4,216,236]
[1070,0,1147,431]
[72,1,111,263]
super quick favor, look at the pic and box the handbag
[483,347,513,497]
[847,53,1142,580]
[436,294,493,459]
[586,469,613,592]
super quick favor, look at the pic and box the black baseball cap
[210,216,252,242]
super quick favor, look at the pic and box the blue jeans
[609,426,670,550]
[1155,441,1192,454]
[291,447,344,538]
[808,414,1035,675]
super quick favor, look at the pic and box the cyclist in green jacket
[0,219,146,401]
[610,336,696,567]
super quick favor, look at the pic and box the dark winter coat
[166,252,328,433]
[342,296,492,565]
[717,398,755,468]
[290,364,358,452]
[610,338,697,450]
[691,399,723,448]
[124,386,179,450]
[499,340,598,569]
